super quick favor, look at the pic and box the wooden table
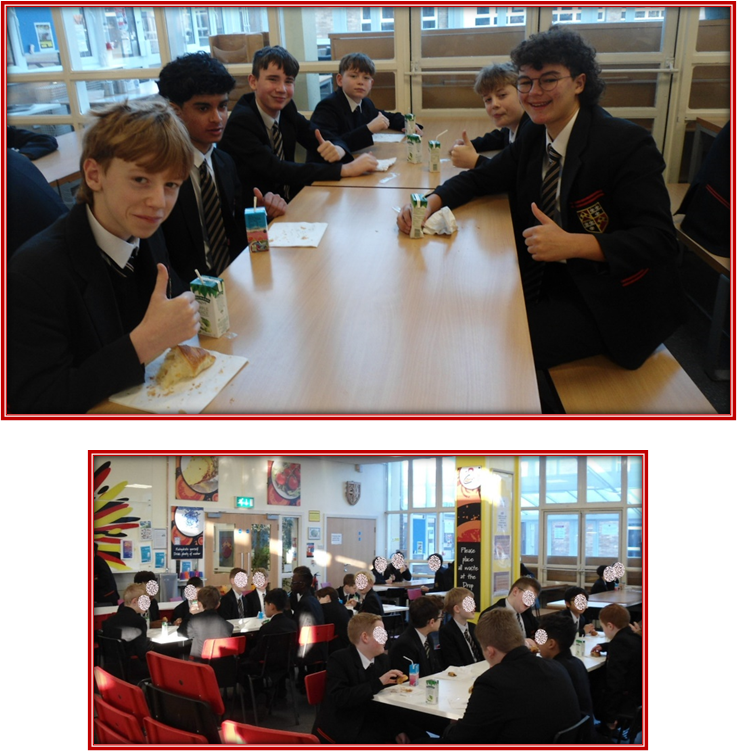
[34,129,84,188]
[314,115,497,190]
[374,577,435,592]
[688,115,729,183]
[547,589,643,610]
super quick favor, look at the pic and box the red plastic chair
[200,635,247,720]
[407,587,424,601]
[305,669,326,709]
[93,694,145,743]
[146,650,225,716]
[201,635,246,660]
[298,623,335,660]
[143,716,208,744]
[94,718,129,744]
[94,666,150,730]
[221,720,319,744]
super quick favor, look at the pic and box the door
[324,517,376,590]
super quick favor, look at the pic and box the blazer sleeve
[438,624,464,669]
[442,673,506,743]
[326,651,385,709]
[310,96,374,153]
[471,129,507,152]
[8,125,59,159]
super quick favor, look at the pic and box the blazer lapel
[559,107,591,230]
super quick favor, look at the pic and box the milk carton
[404,113,416,135]
[190,275,230,338]
[245,206,270,253]
[410,194,427,239]
[428,140,441,172]
[406,134,422,163]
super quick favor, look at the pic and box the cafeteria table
[547,589,643,611]
[34,129,84,190]
[374,578,435,592]
[91,184,540,414]
[94,601,179,616]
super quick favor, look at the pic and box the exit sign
[236,496,254,508]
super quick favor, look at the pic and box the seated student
[591,604,642,732]
[218,567,250,621]
[171,576,203,626]
[384,550,412,582]
[316,586,352,652]
[133,571,161,622]
[245,567,270,617]
[7,148,68,258]
[179,585,233,659]
[480,576,541,642]
[288,565,316,615]
[398,27,686,372]
[291,570,326,676]
[241,587,298,671]
[313,612,412,744]
[7,125,58,159]
[450,62,530,169]
[8,100,200,414]
[370,556,390,585]
[537,612,596,742]
[563,585,598,636]
[101,584,151,680]
[442,609,580,744]
[439,587,483,668]
[157,52,286,283]
[309,52,419,159]
[219,46,378,208]
[591,564,618,593]
[389,595,444,676]
[336,573,360,609]
[354,570,384,616]
[420,553,454,593]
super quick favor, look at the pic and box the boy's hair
[339,52,375,77]
[188,576,204,589]
[564,586,587,605]
[510,576,541,595]
[197,585,221,610]
[316,586,339,603]
[355,569,374,587]
[229,567,247,580]
[157,51,236,105]
[475,608,525,653]
[599,603,631,630]
[409,595,443,629]
[342,573,356,587]
[264,587,289,612]
[133,571,156,584]
[123,583,146,605]
[347,612,382,645]
[473,62,518,96]
[510,26,605,106]
[538,612,577,650]
[252,45,299,78]
[252,567,268,582]
[596,564,608,578]
[444,587,474,614]
[78,99,193,206]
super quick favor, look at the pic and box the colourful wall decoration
[171,506,205,559]
[267,460,301,506]
[175,456,219,501]
[455,466,483,607]
[94,460,141,572]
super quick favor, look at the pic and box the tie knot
[199,160,209,178]
[547,145,561,164]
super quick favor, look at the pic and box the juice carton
[404,113,416,135]
[406,134,422,163]
[190,275,230,338]
[245,206,270,253]
[410,194,427,239]
[428,140,441,172]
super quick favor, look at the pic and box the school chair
[142,682,222,745]
[221,720,319,744]
[95,633,132,682]
[93,694,145,743]
[143,716,208,744]
[407,587,423,601]
[553,714,590,743]
[94,718,129,744]
[304,669,327,714]
[200,635,247,721]
[613,705,643,744]
[93,666,150,731]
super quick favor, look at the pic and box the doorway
[324,517,377,590]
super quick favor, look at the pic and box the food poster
[456,466,482,606]
[175,456,219,501]
[267,461,301,506]
[171,506,204,559]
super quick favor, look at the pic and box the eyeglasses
[516,75,572,94]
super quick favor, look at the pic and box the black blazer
[471,111,531,168]
[554,649,595,741]
[7,203,178,413]
[433,105,687,369]
[244,612,298,666]
[389,626,443,677]
[599,626,643,722]
[161,148,247,286]
[442,646,580,744]
[219,93,347,206]
[218,588,249,621]
[308,89,406,156]
[101,605,149,661]
[244,588,266,618]
[179,609,233,659]
[320,600,353,652]
[384,563,412,582]
[7,125,58,159]
[357,589,384,616]
[481,598,538,639]
[438,618,482,668]
[315,647,406,744]
[591,578,616,594]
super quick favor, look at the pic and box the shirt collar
[343,90,361,113]
[415,629,428,647]
[358,649,374,669]
[86,205,139,269]
[255,99,279,130]
[546,107,580,160]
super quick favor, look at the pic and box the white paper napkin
[423,206,458,235]
[372,133,405,143]
[375,157,397,172]
[268,222,328,247]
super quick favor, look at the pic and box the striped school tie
[522,144,562,306]
[271,122,290,201]
[199,160,229,276]
[464,627,481,662]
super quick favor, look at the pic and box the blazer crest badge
[573,190,609,234]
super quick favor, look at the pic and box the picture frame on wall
[308,526,321,541]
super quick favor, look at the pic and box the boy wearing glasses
[398,27,685,372]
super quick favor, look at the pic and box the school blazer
[218,588,248,621]
[309,89,406,156]
[7,203,176,413]
[433,105,687,369]
[438,619,482,668]
[161,148,247,286]
[481,598,538,639]
[218,93,347,206]
[471,112,531,168]
[389,626,443,677]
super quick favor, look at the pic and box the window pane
[627,456,642,504]
[546,513,579,559]
[545,457,578,504]
[387,461,408,511]
[584,512,620,562]
[7,7,62,72]
[387,514,407,555]
[77,78,159,112]
[521,509,539,556]
[410,513,436,559]
[441,457,456,507]
[520,457,540,507]
[440,512,455,561]
[586,456,622,503]
[7,81,71,116]
[412,458,437,509]
[627,507,642,562]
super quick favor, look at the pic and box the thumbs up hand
[522,202,571,262]
[450,130,479,169]
[315,129,346,163]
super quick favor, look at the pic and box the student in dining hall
[398,26,686,372]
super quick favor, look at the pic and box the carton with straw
[245,201,269,253]
[190,272,230,338]
[410,194,427,239]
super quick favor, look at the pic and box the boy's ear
[83,158,104,192]
[248,73,259,91]
[336,72,343,88]
[170,102,183,117]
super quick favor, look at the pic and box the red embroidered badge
[576,201,609,233]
